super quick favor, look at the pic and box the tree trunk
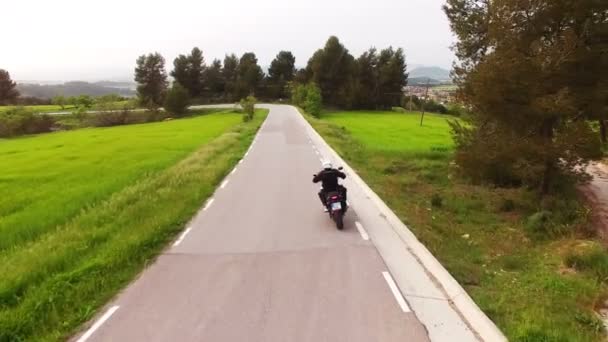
[540,118,556,196]
[600,119,607,144]
[541,160,553,196]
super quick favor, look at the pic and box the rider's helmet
[322,160,333,170]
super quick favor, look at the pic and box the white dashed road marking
[355,221,369,241]
[382,272,411,313]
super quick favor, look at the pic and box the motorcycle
[314,167,348,230]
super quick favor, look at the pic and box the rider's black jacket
[313,169,346,191]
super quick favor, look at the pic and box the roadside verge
[296,107,506,342]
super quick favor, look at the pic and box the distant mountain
[409,66,451,82]
[17,81,136,99]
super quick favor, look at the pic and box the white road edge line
[220,179,229,189]
[382,272,411,313]
[230,167,237,175]
[355,221,369,241]
[76,305,120,342]
[172,227,192,247]
[203,198,215,211]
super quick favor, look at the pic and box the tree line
[133,36,409,113]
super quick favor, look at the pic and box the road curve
[72,105,432,341]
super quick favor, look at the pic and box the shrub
[87,111,128,127]
[291,83,322,117]
[164,83,190,116]
[499,199,516,212]
[431,193,443,207]
[303,84,322,117]
[565,246,608,282]
[0,108,55,137]
[240,95,257,122]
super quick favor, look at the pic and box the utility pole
[420,79,430,126]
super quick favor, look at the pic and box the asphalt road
[73,105,431,342]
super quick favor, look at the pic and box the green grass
[0,109,267,341]
[306,109,607,341]
[0,101,132,114]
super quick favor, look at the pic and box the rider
[313,160,347,211]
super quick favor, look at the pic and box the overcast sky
[2,0,455,82]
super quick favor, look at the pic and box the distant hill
[17,81,136,99]
[409,66,451,82]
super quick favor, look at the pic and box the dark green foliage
[291,83,322,117]
[267,51,296,99]
[189,48,205,97]
[51,96,67,109]
[431,193,443,207]
[235,53,264,99]
[305,36,356,108]
[135,53,168,108]
[0,108,55,137]
[222,54,239,101]
[164,83,191,116]
[376,47,408,108]
[0,69,19,105]
[75,95,94,109]
[170,47,206,98]
[204,59,225,96]
[301,38,408,109]
[240,96,257,122]
[444,0,607,194]
[499,199,516,212]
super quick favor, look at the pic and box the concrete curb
[299,109,507,342]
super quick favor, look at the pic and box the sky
[1,0,455,82]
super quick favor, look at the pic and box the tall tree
[204,59,225,97]
[0,69,19,105]
[189,47,205,97]
[305,36,356,108]
[444,0,607,194]
[171,54,191,90]
[235,52,264,99]
[377,47,408,108]
[171,47,206,97]
[134,52,168,107]
[353,48,379,108]
[223,54,239,101]
[267,51,296,99]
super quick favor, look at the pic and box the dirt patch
[579,163,608,242]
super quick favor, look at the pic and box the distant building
[404,85,457,105]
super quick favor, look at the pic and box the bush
[291,83,322,117]
[164,83,190,116]
[240,95,257,122]
[0,108,55,137]
[565,246,608,282]
[86,110,165,127]
[499,199,516,212]
[431,193,443,207]
[304,84,322,117]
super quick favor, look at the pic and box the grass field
[0,109,267,340]
[307,110,607,341]
[0,101,132,114]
